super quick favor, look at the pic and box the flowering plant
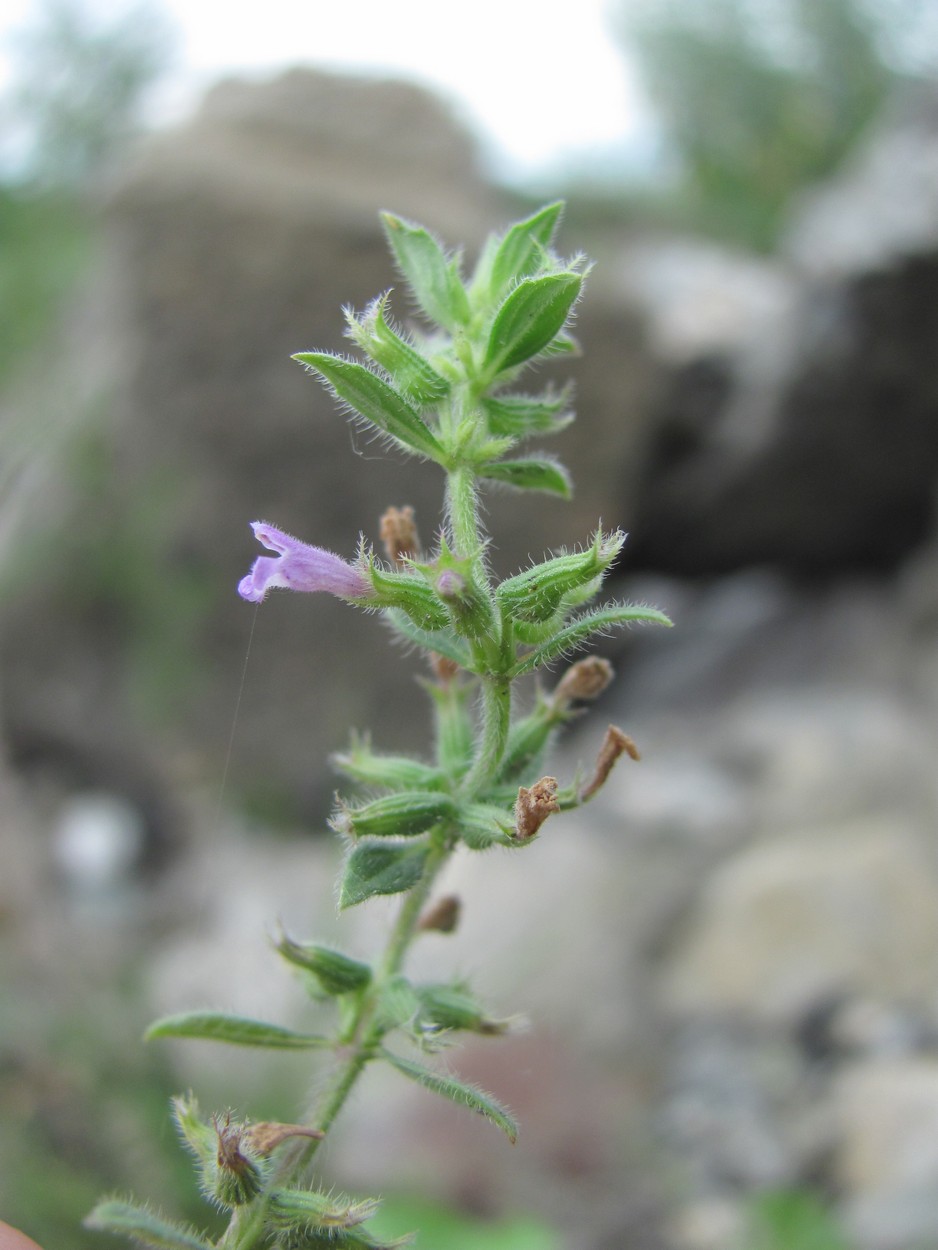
[88,203,669,1249]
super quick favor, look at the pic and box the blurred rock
[661,821,938,1024]
[622,94,938,575]
[835,1060,938,1250]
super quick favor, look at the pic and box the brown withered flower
[580,724,640,802]
[379,504,420,566]
[514,776,560,839]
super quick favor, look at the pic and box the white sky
[0,0,656,184]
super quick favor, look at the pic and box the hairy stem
[462,674,512,797]
[445,463,481,564]
[229,462,512,1249]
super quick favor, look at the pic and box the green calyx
[497,529,626,624]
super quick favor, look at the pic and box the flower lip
[238,521,370,603]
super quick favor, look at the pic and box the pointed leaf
[478,457,572,498]
[384,609,476,671]
[482,388,573,438]
[339,840,431,909]
[382,1048,518,1143]
[294,352,444,461]
[488,201,564,298]
[381,213,470,331]
[332,740,444,791]
[483,272,582,376]
[458,802,516,850]
[145,1012,330,1049]
[86,1200,213,1250]
[512,602,672,676]
[345,293,450,407]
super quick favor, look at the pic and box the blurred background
[2,1,938,1247]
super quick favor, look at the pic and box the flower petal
[238,522,369,602]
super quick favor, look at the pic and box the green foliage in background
[747,1188,851,1250]
[614,0,931,249]
[367,1196,560,1250]
[0,188,90,386]
[1,0,174,189]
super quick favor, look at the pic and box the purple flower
[238,522,370,603]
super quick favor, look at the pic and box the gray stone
[661,821,938,1024]
[835,1059,938,1250]
[621,93,938,576]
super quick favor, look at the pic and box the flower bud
[553,656,614,709]
[332,791,457,840]
[496,530,625,624]
[213,1115,266,1206]
[273,932,372,995]
[416,983,510,1037]
[418,894,461,933]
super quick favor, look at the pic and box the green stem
[229,465,509,1249]
[285,836,450,1169]
[445,463,480,563]
[462,675,511,798]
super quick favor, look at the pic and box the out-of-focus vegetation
[0,954,228,1250]
[1,0,174,189]
[0,0,174,389]
[0,186,88,386]
[611,0,938,249]
[747,1188,851,1250]
[368,1195,561,1249]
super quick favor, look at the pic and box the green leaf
[478,457,572,498]
[339,841,431,909]
[482,388,573,439]
[332,739,444,791]
[487,201,565,299]
[145,1012,330,1050]
[293,352,444,461]
[382,1049,518,1143]
[384,609,475,671]
[170,1094,215,1169]
[381,213,470,331]
[494,705,556,783]
[344,293,450,407]
[373,974,422,1034]
[512,602,673,676]
[458,802,516,850]
[273,935,373,994]
[483,272,582,377]
[86,1200,214,1250]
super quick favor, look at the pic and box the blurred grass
[0,186,91,388]
[368,1194,561,1250]
[747,1188,850,1250]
